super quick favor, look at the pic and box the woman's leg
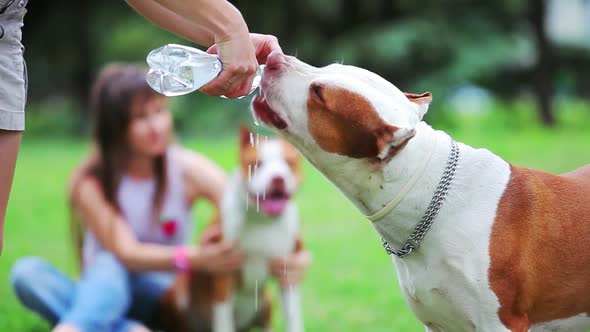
[10,256,76,325]
[0,130,22,254]
[128,271,175,329]
[58,251,143,332]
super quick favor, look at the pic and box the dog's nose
[266,51,287,71]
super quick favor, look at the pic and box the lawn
[2,109,590,331]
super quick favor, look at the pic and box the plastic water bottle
[146,43,263,98]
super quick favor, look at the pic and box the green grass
[2,108,590,331]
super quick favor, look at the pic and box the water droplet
[253,110,260,127]
[255,279,259,311]
[248,164,252,182]
[256,191,260,212]
[283,255,287,276]
[256,133,260,147]
[250,132,254,146]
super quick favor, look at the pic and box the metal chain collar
[382,139,460,258]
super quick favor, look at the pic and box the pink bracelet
[174,246,190,273]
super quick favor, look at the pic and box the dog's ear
[307,83,415,162]
[239,125,251,147]
[404,92,432,120]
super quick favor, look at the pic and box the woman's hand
[201,33,283,98]
[269,250,312,287]
[191,241,245,273]
[191,223,245,273]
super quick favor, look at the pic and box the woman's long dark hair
[69,63,167,266]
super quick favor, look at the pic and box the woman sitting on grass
[10,63,311,332]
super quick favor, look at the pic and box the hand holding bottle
[146,33,281,98]
[201,33,282,98]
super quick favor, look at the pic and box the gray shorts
[0,0,27,131]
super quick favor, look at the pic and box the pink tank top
[82,147,193,267]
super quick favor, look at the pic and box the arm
[126,0,215,46]
[127,0,282,98]
[146,0,246,43]
[181,146,227,219]
[74,176,242,272]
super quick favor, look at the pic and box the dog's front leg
[212,273,235,332]
[280,284,304,332]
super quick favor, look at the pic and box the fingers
[200,224,222,244]
[213,249,245,272]
[277,271,302,287]
[251,34,282,64]
[226,72,255,99]
[200,63,256,98]
[211,240,236,254]
[200,33,281,98]
[269,251,311,286]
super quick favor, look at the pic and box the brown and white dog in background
[251,52,590,332]
[161,127,305,332]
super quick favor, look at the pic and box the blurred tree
[21,0,590,133]
[529,0,556,126]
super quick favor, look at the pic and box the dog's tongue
[260,198,289,216]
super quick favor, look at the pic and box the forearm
[113,241,175,271]
[151,0,248,42]
[126,0,215,46]
[112,239,199,272]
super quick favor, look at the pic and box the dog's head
[252,52,431,165]
[239,126,302,217]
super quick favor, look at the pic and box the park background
[2,0,590,330]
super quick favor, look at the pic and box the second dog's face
[239,127,302,217]
[252,52,432,165]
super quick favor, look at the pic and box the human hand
[202,33,283,98]
[269,250,312,287]
[192,240,245,273]
[199,222,222,244]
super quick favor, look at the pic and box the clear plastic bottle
[146,43,263,98]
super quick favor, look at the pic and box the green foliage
[23,99,83,138]
[22,0,590,130]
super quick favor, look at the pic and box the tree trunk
[529,0,556,126]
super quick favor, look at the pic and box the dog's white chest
[237,210,298,291]
[394,256,484,332]
[238,209,298,258]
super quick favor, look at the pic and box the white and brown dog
[251,52,590,332]
[162,127,305,332]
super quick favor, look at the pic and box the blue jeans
[10,252,174,332]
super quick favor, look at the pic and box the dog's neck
[301,122,454,248]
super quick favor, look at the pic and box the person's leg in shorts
[0,0,28,254]
[0,130,21,253]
